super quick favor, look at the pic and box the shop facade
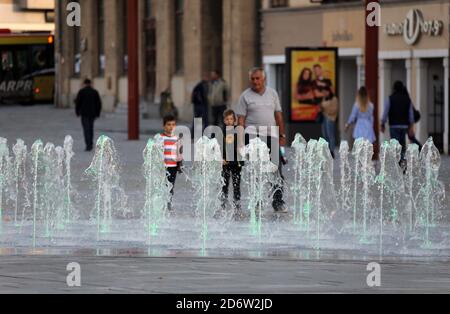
[261,0,450,154]
[380,1,449,154]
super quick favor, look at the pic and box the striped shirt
[161,133,179,168]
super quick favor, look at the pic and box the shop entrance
[202,0,223,75]
[339,58,358,144]
[390,59,407,90]
[426,58,445,152]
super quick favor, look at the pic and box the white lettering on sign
[366,2,381,27]
[384,9,443,45]
[0,80,33,93]
[67,2,81,27]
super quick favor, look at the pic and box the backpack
[413,107,421,123]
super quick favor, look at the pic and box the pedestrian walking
[345,86,376,144]
[192,73,210,131]
[404,87,423,151]
[381,81,415,163]
[236,67,287,213]
[75,78,102,152]
[208,70,229,128]
[320,87,339,158]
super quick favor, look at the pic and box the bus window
[0,50,14,81]
[16,49,29,78]
[32,45,49,72]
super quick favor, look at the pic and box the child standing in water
[161,115,183,211]
[221,110,244,218]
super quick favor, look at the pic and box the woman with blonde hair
[345,86,376,143]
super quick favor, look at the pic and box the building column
[379,60,391,143]
[182,0,202,121]
[356,56,364,90]
[444,57,449,155]
[155,0,174,103]
[55,0,75,108]
[265,63,276,90]
[405,59,412,95]
[79,0,98,80]
[103,0,121,111]
[415,58,428,143]
[223,0,258,105]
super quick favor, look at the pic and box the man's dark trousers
[245,134,285,209]
[81,116,95,150]
[222,163,242,209]
[390,128,408,161]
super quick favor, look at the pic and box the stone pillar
[80,0,98,80]
[103,0,121,111]
[379,60,391,143]
[444,57,449,155]
[223,0,259,106]
[182,0,203,120]
[155,0,175,102]
[356,56,364,90]
[405,59,412,95]
[139,0,146,98]
[415,58,428,143]
[55,0,75,108]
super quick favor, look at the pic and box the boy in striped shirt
[161,115,183,211]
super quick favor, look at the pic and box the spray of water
[416,138,445,247]
[142,135,172,243]
[192,136,223,255]
[31,140,44,247]
[63,136,75,225]
[243,137,280,238]
[405,144,420,233]
[291,134,307,227]
[0,134,447,257]
[339,141,352,216]
[12,139,28,227]
[0,138,9,234]
[86,135,126,240]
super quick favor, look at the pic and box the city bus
[0,32,55,105]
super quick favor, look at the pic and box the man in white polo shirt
[236,67,287,213]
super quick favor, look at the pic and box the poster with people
[286,48,338,122]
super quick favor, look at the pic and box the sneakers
[399,160,407,175]
[233,210,245,221]
[273,203,288,213]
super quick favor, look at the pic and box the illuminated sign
[384,9,443,45]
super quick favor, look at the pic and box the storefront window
[73,0,81,77]
[271,0,288,8]
[175,0,184,73]
[0,51,13,81]
[97,0,105,76]
[122,0,128,74]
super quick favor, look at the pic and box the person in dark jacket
[192,73,210,131]
[75,79,102,151]
[381,81,415,163]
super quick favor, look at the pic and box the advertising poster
[287,48,338,122]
